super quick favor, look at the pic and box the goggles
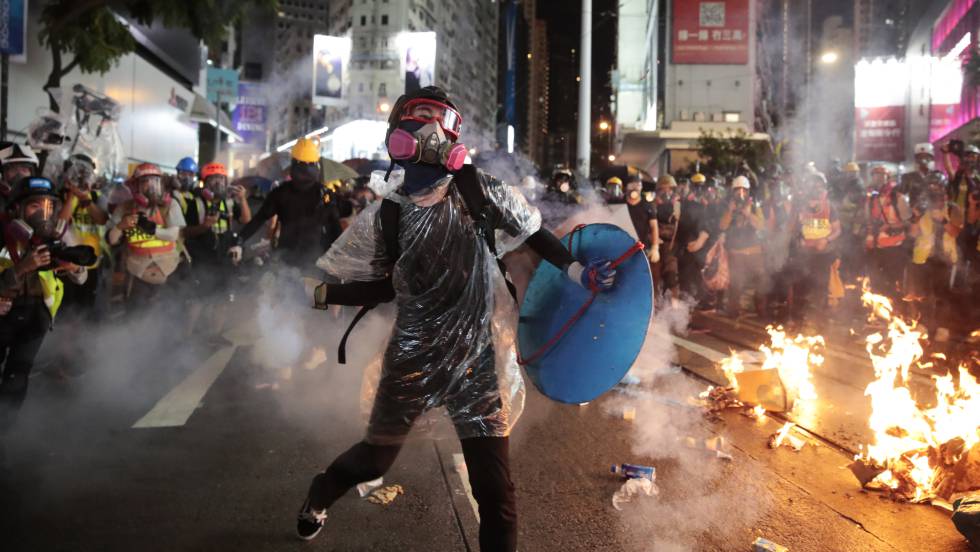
[399,98,463,140]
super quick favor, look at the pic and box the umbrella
[321,157,359,182]
[344,157,391,177]
[233,175,274,195]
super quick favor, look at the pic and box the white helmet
[0,143,39,167]
[731,175,751,190]
[914,143,934,157]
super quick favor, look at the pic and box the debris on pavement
[682,435,734,461]
[610,463,656,481]
[356,477,385,498]
[611,476,659,511]
[952,494,980,549]
[622,406,636,421]
[847,460,886,488]
[752,536,789,552]
[768,422,805,451]
[367,484,404,506]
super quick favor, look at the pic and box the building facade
[527,15,550,168]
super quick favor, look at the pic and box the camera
[41,241,97,270]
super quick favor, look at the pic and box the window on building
[379,83,387,97]
[358,82,364,92]
[360,15,366,25]
[381,14,388,25]
[723,111,740,123]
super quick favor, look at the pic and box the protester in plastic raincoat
[295,86,616,552]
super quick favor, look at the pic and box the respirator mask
[386,98,467,173]
[20,196,63,241]
[290,162,320,191]
[205,175,228,200]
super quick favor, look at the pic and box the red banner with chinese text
[672,0,750,65]
[855,106,906,162]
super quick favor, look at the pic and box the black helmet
[386,86,457,139]
[9,176,59,206]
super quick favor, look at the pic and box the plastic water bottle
[610,463,656,481]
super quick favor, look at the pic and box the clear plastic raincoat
[317,169,542,444]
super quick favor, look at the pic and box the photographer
[1,177,88,435]
[942,141,980,296]
[0,143,40,212]
[865,165,912,302]
[790,172,841,327]
[719,175,768,318]
[106,163,185,307]
[181,162,251,342]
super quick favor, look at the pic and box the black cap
[9,176,59,205]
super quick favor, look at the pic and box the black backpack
[337,165,517,363]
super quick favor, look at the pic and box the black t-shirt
[239,183,342,268]
[184,196,242,263]
[627,201,656,249]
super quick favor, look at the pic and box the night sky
[539,0,618,140]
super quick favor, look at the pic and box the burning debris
[850,286,980,504]
[767,422,806,452]
[699,326,822,423]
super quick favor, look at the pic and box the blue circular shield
[518,223,653,404]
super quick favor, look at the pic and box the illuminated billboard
[854,58,909,162]
[398,32,436,94]
[312,35,351,106]
[672,0,750,65]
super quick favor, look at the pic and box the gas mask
[139,176,164,206]
[205,175,228,200]
[387,120,467,172]
[290,162,319,191]
[177,172,196,192]
[20,196,63,240]
[607,183,623,200]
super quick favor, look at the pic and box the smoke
[601,301,774,550]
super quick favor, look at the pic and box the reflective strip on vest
[801,217,832,240]
[37,270,64,319]
[125,210,175,256]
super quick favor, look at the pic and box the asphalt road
[0,299,972,551]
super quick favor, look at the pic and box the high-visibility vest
[868,184,906,248]
[913,208,957,264]
[124,209,175,256]
[800,201,832,241]
[0,256,65,320]
[194,197,232,235]
[70,193,105,267]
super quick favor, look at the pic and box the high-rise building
[854,0,932,58]
[527,14,550,167]
[270,0,331,142]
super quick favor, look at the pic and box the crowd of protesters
[568,141,978,341]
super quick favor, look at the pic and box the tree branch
[60,56,80,78]
[45,0,111,35]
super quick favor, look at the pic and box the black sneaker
[296,497,327,541]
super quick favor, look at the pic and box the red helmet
[132,162,163,179]
[201,162,228,179]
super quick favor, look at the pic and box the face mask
[205,176,228,199]
[23,197,61,240]
[559,182,570,193]
[291,163,319,190]
[608,184,623,198]
[627,189,641,201]
[388,121,467,172]
[178,173,196,191]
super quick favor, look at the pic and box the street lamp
[819,51,839,64]
[607,154,616,162]
[598,120,610,131]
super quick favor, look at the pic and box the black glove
[136,214,157,235]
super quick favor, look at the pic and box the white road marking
[452,453,480,522]
[132,346,237,428]
[671,335,730,363]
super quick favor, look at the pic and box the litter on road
[752,536,789,552]
[367,484,404,506]
[611,477,659,511]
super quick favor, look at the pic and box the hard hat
[731,175,751,190]
[914,143,934,157]
[176,157,199,173]
[292,137,321,164]
[657,174,677,188]
[965,144,980,155]
[9,176,59,205]
[0,143,39,167]
[201,162,228,179]
[871,165,890,175]
[606,176,623,186]
[387,86,461,140]
[844,162,860,173]
[690,173,706,184]
[132,162,163,179]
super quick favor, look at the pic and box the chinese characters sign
[855,106,905,162]
[672,0,750,65]
[231,82,267,147]
[207,67,239,104]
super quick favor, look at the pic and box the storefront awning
[189,94,243,142]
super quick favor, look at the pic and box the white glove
[647,247,660,264]
[227,245,243,264]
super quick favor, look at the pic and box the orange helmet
[132,162,163,179]
[201,162,228,179]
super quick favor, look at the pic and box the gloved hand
[136,214,157,235]
[647,247,660,264]
[566,259,616,291]
[302,277,328,309]
[227,245,243,264]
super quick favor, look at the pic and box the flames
[855,285,980,503]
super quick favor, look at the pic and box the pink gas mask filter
[388,122,467,172]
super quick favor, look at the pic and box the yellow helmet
[606,176,623,186]
[656,174,676,189]
[292,137,320,164]
[691,173,706,184]
[844,161,860,173]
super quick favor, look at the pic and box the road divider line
[452,453,480,522]
[132,346,237,429]
[671,335,731,363]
